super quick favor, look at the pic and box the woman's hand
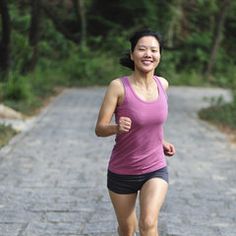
[163,141,176,157]
[117,116,132,133]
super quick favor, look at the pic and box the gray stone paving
[0,86,235,236]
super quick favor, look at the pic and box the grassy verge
[0,124,19,148]
[0,68,67,149]
[198,94,236,142]
[0,88,62,150]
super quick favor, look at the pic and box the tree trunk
[42,4,79,43]
[166,0,184,48]
[205,0,231,79]
[22,0,41,74]
[0,0,11,78]
[73,0,87,47]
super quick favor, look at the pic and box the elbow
[95,126,102,137]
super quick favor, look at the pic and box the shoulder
[106,78,124,96]
[157,76,169,91]
[109,78,123,88]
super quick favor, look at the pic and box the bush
[29,66,68,97]
[214,63,236,89]
[0,124,18,148]
[198,94,236,130]
[2,73,41,114]
[63,47,124,86]
[3,73,34,101]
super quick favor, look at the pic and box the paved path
[0,87,235,236]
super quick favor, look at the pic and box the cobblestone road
[0,87,235,236]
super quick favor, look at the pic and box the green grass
[0,124,18,148]
[199,103,236,128]
[198,95,236,140]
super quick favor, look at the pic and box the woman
[95,29,175,236]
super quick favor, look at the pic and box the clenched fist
[163,141,176,157]
[117,116,132,133]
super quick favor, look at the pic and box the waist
[108,148,166,175]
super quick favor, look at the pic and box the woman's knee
[139,215,158,232]
[118,224,136,236]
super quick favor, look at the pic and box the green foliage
[170,71,208,87]
[175,32,212,72]
[8,2,73,74]
[1,67,68,115]
[2,73,40,114]
[39,20,75,60]
[97,31,131,55]
[10,3,31,33]
[198,95,236,129]
[4,0,235,88]
[62,47,124,86]
[11,31,32,71]
[3,73,34,101]
[27,67,62,97]
[9,3,31,71]
[213,63,236,89]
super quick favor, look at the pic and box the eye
[152,49,159,53]
[138,47,146,51]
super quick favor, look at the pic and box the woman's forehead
[136,36,160,47]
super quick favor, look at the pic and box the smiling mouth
[142,60,153,65]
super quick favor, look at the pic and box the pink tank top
[108,76,168,175]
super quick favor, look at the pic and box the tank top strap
[153,76,167,98]
[120,76,132,101]
[120,76,129,87]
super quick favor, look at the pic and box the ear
[130,51,134,61]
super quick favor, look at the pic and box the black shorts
[107,167,168,194]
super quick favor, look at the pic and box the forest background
[0,0,236,145]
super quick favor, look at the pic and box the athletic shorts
[107,167,168,194]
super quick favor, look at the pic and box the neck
[131,71,154,87]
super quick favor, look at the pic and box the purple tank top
[108,76,168,175]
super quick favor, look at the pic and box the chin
[140,67,155,73]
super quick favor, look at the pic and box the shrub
[0,124,18,148]
[198,95,236,129]
[63,47,124,86]
[3,73,34,101]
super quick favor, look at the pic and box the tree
[87,0,154,36]
[166,0,185,48]
[73,0,87,47]
[22,0,42,73]
[0,0,11,78]
[205,0,232,79]
[41,1,80,43]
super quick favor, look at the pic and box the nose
[144,49,152,57]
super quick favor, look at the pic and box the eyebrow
[138,45,159,49]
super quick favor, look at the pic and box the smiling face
[130,36,161,73]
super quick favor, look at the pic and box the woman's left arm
[159,77,176,156]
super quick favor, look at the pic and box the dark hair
[120,29,163,70]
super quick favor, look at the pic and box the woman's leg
[139,178,168,236]
[109,190,139,236]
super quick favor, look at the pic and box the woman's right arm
[95,79,122,137]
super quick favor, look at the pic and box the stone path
[0,86,235,236]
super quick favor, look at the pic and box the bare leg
[109,190,139,236]
[139,178,168,236]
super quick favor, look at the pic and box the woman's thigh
[109,190,138,228]
[139,178,168,221]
